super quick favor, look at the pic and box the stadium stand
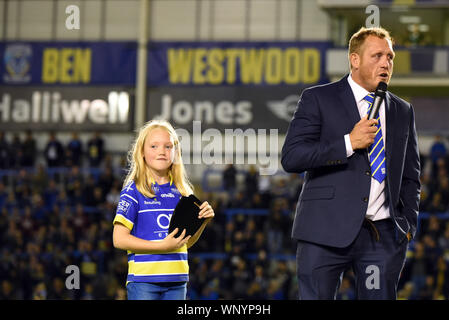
[1,131,449,300]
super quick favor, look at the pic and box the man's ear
[350,52,360,70]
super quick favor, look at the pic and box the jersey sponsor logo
[117,199,131,215]
[157,213,172,229]
[160,193,175,198]
[144,200,162,205]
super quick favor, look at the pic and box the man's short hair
[348,27,394,70]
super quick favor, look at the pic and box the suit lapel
[338,75,361,126]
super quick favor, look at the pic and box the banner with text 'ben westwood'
[0,42,137,85]
[148,42,332,86]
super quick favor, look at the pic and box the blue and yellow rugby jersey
[113,181,189,284]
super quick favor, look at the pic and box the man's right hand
[349,115,379,150]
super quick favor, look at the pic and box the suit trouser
[296,218,409,300]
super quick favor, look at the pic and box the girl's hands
[198,201,215,219]
[160,228,191,251]
[186,201,215,249]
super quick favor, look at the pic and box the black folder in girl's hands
[169,195,203,237]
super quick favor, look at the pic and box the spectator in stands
[427,215,442,241]
[258,174,272,207]
[9,133,22,169]
[231,257,250,298]
[1,280,19,299]
[12,169,30,202]
[114,288,127,300]
[32,282,47,300]
[20,206,35,242]
[81,283,94,300]
[82,175,97,207]
[0,183,7,208]
[273,261,293,297]
[68,179,84,206]
[73,204,89,238]
[271,178,290,200]
[47,277,70,300]
[246,280,266,299]
[229,190,247,208]
[222,164,237,199]
[64,165,84,195]
[44,132,64,168]
[55,189,70,211]
[435,158,448,180]
[419,173,432,211]
[98,166,116,196]
[337,276,356,300]
[251,264,268,296]
[266,278,284,300]
[430,135,447,178]
[3,191,18,213]
[87,132,105,167]
[250,193,265,209]
[199,279,220,300]
[417,275,436,300]
[0,131,10,169]
[408,241,430,297]
[422,234,441,271]
[31,192,47,221]
[21,130,36,168]
[435,256,449,299]
[436,176,449,210]
[244,165,259,198]
[67,132,83,167]
[91,186,105,207]
[267,207,285,254]
[397,282,415,300]
[31,164,49,194]
[427,192,447,213]
[438,223,449,253]
[404,24,424,48]
[43,179,59,210]
[106,184,120,208]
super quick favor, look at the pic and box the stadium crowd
[0,131,449,300]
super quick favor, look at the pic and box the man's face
[351,35,395,92]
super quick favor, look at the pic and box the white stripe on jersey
[123,193,138,204]
[138,208,174,213]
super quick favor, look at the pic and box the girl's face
[143,128,175,176]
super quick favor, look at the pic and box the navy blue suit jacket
[281,75,421,248]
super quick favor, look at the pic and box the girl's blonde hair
[123,120,194,198]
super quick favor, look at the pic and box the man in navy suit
[281,27,421,299]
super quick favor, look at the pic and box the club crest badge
[3,44,32,83]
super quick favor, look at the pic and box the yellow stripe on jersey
[128,244,188,255]
[113,214,134,230]
[129,260,189,276]
[125,245,188,257]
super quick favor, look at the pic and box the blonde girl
[112,120,214,300]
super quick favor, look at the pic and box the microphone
[368,81,388,120]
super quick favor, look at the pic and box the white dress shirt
[344,74,390,221]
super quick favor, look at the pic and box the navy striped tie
[365,93,386,183]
